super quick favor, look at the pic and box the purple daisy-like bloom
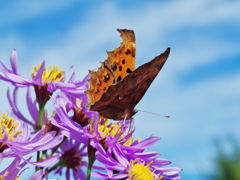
[0,50,59,88]
[0,112,63,167]
[87,119,182,179]
[0,50,84,104]
[51,138,104,180]
[92,141,182,180]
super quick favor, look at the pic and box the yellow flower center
[0,173,22,180]
[89,119,135,147]
[15,175,22,180]
[98,119,122,138]
[76,99,83,108]
[0,113,22,141]
[0,172,8,180]
[31,63,65,84]
[128,159,162,180]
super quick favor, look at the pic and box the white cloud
[132,69,240,173]
[0,1,77,26]
[1,0,239,78]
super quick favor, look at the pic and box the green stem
[42,150,47,160]
[36,151,41,171]
[52,136,67,155]
[37,101,46,131]
[87,156,96,180]
[36,101,46,167]
[87,139,96,180]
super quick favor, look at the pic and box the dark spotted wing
[89,47,170,120]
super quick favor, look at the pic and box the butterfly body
[85,29,170,120]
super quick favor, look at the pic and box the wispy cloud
[0,1,76,26]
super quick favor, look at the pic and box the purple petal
[0,61,11,73]
[8,130,54,148]
[33,61,45,85]
[28,130,44,143]
[1,156,20,174]
[74,167,86,180]
[47,81,77,93]
[5,72,34,86]
[91,171,128,179]
[59,130,88,144]
[29,170,44,180]
[133,152,160,161]
[0,73,13,82]
[68,72,76,83]
[17,123,30,142]
[37,134,64,151]
[79,143,87,153]
[95,152,116,166]
[112,146,129,167]
[66,168,70,180]
[152,158,172,166]
[22,154,61,167]
[92,164,106,171]
[130,136,160,150]
[52,104,84,132]
[7,88,34,127]
[158,167,182,176]
[10,49,18,74]
[95,151,125,172]
[26,87,39,124]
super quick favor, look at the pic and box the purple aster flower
[0,112,63,167]
[87,119,182,179]
[92,141,182,180]
[0,49,82,104]
[44,138,104,180]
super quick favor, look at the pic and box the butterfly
[85,29,170,120]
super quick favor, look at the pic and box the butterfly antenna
[135,109,170,118]
[123,114,127,124]
[122,114,134,133]
[129,119,134,133]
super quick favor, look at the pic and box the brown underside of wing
[90,47,170,120]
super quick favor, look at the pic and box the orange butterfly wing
[86,29,136,107]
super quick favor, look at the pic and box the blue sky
[0,0,240,179]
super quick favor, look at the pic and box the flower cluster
[0,50,182,180]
